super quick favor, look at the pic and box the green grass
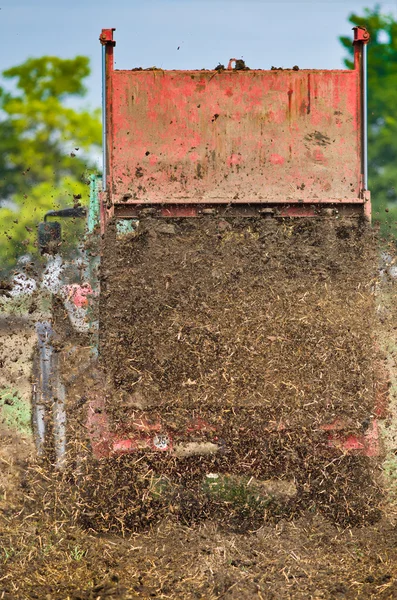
[0,388,32,436]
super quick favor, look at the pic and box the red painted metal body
[100,27,370,221]
[93,29,381,460]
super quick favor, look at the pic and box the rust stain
[307,73,311,115]
[287,89,293,124]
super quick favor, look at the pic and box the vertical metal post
[52,352,67,470]
[33,322,54,458]
[102,44,107,192]
[88,174,100,234]
[353,26,370,195]
[100,29,115,193]
[362,42,368,191]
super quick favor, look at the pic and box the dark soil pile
[72,449,381,533]
[3,516,397,600]
[94,217,382,527]
[101,218,377,421]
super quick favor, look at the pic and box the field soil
[2,497,397,599]
[0,315,35,511]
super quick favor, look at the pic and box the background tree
[340,5,397,238]
[0,56,101,274]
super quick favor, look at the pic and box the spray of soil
[79,217,384,530]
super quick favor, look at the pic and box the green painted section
[88,175,100,234]
[116,219,137,237]
[0,388,32,436]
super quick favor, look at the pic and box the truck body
[100,26,370,222]
[33,27,386,473]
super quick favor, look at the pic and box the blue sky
[1,0,396,109]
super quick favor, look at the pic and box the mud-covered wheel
[31,321,66,468]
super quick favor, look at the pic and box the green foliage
[340,5,397,239]
[70,545,87,561]
[0,56,101,274]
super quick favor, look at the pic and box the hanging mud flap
[32,321,66,469]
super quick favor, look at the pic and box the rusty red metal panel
[103,29,366,209]
[107,69,362,206]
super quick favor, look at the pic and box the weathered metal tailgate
[101,28,369,215]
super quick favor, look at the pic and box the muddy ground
[1,448,397,599]
[1,218,397,599]
[2,499,397,599]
